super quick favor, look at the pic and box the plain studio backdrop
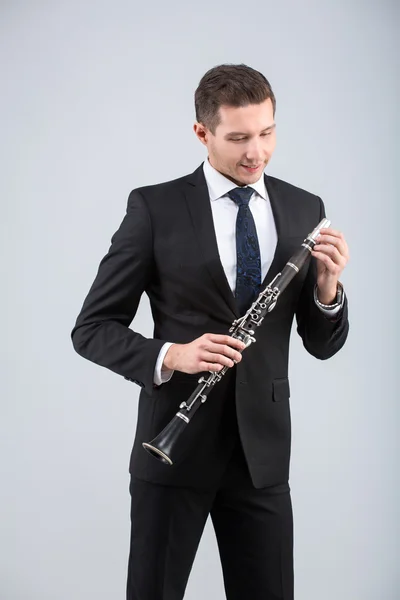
[1,1,398,599]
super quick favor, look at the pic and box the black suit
[71,163,349,598]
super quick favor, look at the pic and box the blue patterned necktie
[228,186,262,314]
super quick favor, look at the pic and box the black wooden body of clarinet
[142,218,330,465]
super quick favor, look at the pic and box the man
[71,63,349,600]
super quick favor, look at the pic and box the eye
[261,132,272,136]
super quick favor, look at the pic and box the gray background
[1,1,399,598]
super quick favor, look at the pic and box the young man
[71,63,349,600]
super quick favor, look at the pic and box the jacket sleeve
[71,189,167,396]
[295,197,349,360]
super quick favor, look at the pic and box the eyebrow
[225,124,276,137]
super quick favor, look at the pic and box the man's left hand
[312,227,350,304]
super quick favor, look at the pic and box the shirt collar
[203,157,268,202]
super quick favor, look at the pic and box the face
[193,98,276,186]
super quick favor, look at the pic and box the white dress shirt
[153,159,343,385]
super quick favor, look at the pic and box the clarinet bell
[142,412,189,465]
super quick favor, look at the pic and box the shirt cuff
[313,284,345,317]
[153,342,175,386]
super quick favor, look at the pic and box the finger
[320,227,344,239]
[316,234,348,257]
[319,228,348,253]
[311,250,342,275]
[315,244,347,270]
[205,352,235,368]
[205,342,243,363]
[313,243,346,266]
[206,334,246,351]
[199,361,225,372]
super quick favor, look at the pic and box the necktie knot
[228,187,254,207]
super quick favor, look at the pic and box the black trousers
[126,437,294,600]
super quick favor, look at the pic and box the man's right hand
[163,334,246,375]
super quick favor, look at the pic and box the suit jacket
[71,163,349,489]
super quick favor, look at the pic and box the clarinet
[142,217,330,465]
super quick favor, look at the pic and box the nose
[244,139,263,163]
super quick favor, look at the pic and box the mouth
[240,164,261,174]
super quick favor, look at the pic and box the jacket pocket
[272,377,290,402]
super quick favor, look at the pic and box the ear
[193,122,208,146]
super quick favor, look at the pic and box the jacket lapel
[183,165,238,317]
[259,174,288,290]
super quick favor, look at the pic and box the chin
[238,172,261,184]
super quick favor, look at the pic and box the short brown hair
[194,63,276,134]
